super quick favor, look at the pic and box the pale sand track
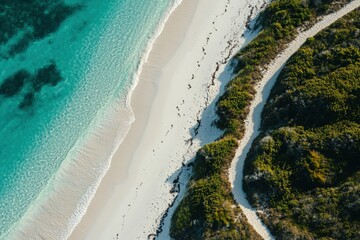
[229,1,360,239]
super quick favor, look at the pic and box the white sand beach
[69,0,270,239]
[229,1,360,239]
[8,0,359,239]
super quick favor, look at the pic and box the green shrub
[244,8,360,239]
[171,138,262,239]
[171,1,358,239]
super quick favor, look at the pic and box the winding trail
[228,1,360,239]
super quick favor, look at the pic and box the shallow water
[0,0,172,237]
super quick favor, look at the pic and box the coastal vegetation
[216,0,352,137]
[170,0,358,239]
[244,8,360,239]
[171,138,262,240]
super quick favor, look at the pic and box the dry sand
[70,0,270,239]
[10,1,359,239]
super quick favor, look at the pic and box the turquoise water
[0,0,173,237]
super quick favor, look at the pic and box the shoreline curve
[70,0,271,239]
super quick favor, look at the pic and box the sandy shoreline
[69,0,200,238]
[229,1,360,240]
[6,1,359,239]
[69,0,272,239]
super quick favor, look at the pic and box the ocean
[0,0,175,238]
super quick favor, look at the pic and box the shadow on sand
[153,15,267,239]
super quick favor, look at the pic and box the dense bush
[262,10,360,129]
[244,8,360,239]
[170,1,358,239]
[216,0,353,137]
[171,138,263,240]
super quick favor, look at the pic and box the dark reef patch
[0,70,30,97]
[19,92,35,109]
[7,32,34,58]
[33,3,80,39]
[0,61,63,109]
[32,63,62,91]
[0,1,81,57]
